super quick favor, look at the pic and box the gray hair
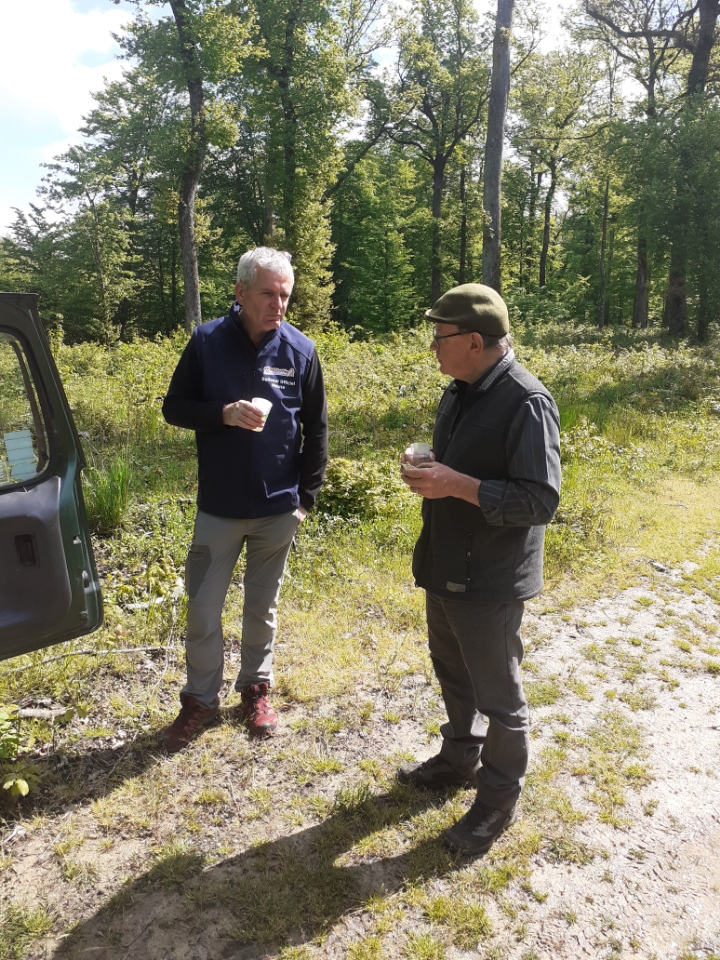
[480,332,511,351]
[236,247,294,287]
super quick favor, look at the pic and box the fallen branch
[17,708,69,720]
[5,646,171,673]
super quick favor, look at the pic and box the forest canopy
[0,0,718,344]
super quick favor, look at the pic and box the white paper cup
[251,397,273,432]
[402,441,432,470]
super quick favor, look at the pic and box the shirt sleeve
[478,393,561,527]
[162,335,226,432]
[297,350,329,511]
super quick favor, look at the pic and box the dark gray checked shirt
[458,349,561,527]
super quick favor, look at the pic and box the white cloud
[0,0,139,233]
[0,0,131,135]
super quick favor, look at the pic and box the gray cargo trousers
[182,509,300,710]
[426,592,529,812]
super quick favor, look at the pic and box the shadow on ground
[54,785,465,960]
[2,704,254,825]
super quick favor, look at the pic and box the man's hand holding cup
[223,397,273,431]
[401,442,435,496]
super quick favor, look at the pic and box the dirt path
[2,563,720,960]
[490,570,720,959]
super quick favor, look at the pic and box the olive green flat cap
[425,283,509,335]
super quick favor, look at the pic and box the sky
[0,0,137,235]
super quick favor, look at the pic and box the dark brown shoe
[239,683,278,737]
[444,799,518,855]
[398,754,478,789]
[160,693,219,754]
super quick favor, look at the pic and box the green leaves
[0,705,20,761]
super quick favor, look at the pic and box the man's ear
[469,331,484,352]
[235,281,244,303]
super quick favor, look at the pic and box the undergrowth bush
[85,456,132,535]
[0,705,41,799]
[317,457,410,518]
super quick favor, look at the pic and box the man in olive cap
[399,283,561,855]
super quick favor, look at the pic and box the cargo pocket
[185,544,212,600]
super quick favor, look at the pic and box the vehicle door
[0,292,102,660]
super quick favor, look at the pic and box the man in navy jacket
[161,247,327,751]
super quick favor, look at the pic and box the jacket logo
[263,365,295,378]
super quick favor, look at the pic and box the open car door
[0,293,102,660]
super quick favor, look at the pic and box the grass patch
[0,903,55,960]
[525,678,563,708]
[572,710,652,826]
[422,894,493,948]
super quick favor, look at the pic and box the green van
[0,293,102,660]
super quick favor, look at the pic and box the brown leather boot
[160,693,219,753]
[239,683,278,737]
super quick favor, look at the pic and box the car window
[0,331,50,487]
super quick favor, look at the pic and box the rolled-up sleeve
[478,394,561,526]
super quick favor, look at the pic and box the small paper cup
[402,441,432,470]
[251,397,273,432]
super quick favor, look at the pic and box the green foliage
[0,704,20,761]
[0,706,41,799]
[317,457,409,519]
[85,456,132,536]
[331,147,426,332]
[404,933,446,959]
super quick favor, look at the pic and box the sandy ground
[2,562,720,960]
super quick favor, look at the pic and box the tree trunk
[696,267,711,342]
[459,164,468,285]
[663,140,691,337]
[687,0,720,96]
[170,235,179,330]
[538,157,557,290]
[263,200,276,244]
[662,0,719,335]
[597,176,610,327]
[482,0,516,293]
[632,236,649,328]
[604,216,615,326]
[157,236,167,333]
[169,0,206,332]
[664,263,688,336]
[265,1,300,247]
[524,166,541,291]
[430,155,447,305]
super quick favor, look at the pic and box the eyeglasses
[431,330,471,348]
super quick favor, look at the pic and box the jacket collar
[451,348,515,398]
[229,300,281,349]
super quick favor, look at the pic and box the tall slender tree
[482,0,516,292]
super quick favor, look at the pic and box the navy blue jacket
[163,306,328,519]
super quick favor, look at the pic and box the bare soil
[2,561,720,960]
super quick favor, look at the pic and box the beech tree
[585,0,720,337]
[482,0,516,292]
[510,46,601,291]
[392,0,492,303]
